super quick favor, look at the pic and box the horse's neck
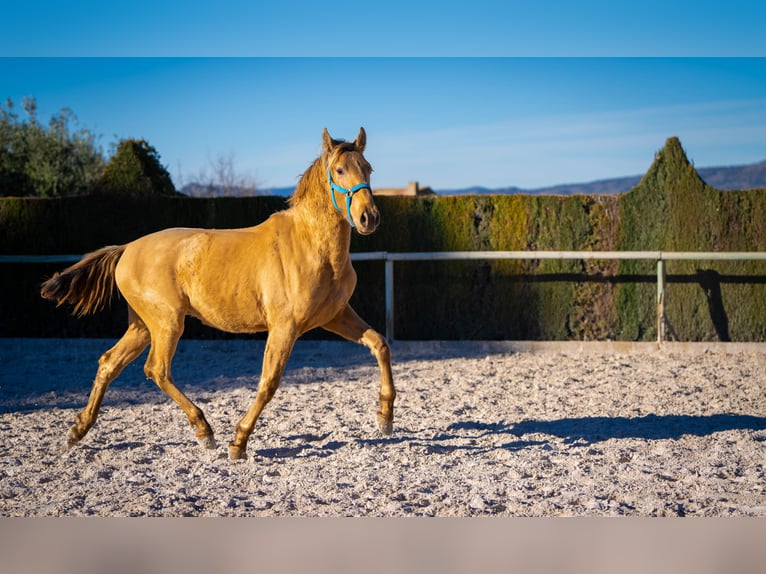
[306,212,351,258]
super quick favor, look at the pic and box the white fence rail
[347,251,766,342]
[4,251,766,343]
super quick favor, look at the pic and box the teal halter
[328,167,371,228]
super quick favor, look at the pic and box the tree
[0,97,104,197]
[181,152,258,197]
[0,98,28,195]
[95,139,177,197]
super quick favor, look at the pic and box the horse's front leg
[323,304,395,435]
[228,326,297,460]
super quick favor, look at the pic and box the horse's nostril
[360,212,368,227]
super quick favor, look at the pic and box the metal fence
[348,251,766,342]
[4,251,766,343]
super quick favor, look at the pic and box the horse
[40,127,395,460]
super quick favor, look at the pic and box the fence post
[385,257,394,342]
[657,258,666,345]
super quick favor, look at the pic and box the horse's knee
[378,338,391,362]
[365,329,391,361]
[364,327,386,348]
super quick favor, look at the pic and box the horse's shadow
[359,413,766,454]
[254,432,348,460]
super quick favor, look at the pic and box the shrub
[94,139,177,197]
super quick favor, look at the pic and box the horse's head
[323,127,380,235]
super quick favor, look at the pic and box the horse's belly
[188,282,349,335]
[187,296,267,334]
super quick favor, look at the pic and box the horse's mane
[288,140,367,209]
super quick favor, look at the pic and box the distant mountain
[695,160,766,191]
[436,158,766,196]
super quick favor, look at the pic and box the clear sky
[1,2,765,192]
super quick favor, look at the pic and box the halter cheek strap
[328,168,371,228]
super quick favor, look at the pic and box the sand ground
[1,338,765,516]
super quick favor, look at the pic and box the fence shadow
[463,413,766,444]
[360,413,766,454]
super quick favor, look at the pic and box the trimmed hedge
[2,137,765,340]
[615,138,766,341]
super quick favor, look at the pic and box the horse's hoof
[228,444,247,460]
[198,435,217,450]
[377,416,394,436]
[66,427,81,449]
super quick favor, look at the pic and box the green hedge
[0,195,288,254]
[2,137,765,340]
[615,138,766,341]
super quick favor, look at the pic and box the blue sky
[1,2,765,191]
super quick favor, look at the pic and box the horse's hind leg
[67,310,150,448]
[142,316,216,450]
[322,304,396,435]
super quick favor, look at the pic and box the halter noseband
[328,167,371,228]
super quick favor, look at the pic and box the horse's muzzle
[357,206,381,235]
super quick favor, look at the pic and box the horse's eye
[336,167,344,175]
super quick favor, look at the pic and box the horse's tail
[41,245,126,317]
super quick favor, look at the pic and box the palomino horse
[41,127,395,460]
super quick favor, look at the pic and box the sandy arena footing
[1,338,765,516]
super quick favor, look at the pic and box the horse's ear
[354,127,366,152]
[322,128,334,153]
